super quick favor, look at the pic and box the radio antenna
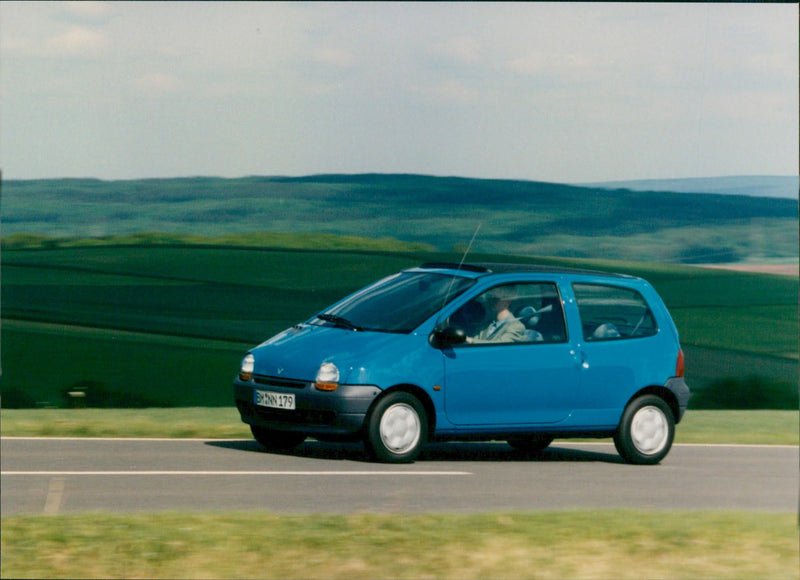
[457,222,482,272]
[439,222,482,313]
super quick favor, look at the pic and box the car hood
[248,323,407,383]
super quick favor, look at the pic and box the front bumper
[233,376,382,436]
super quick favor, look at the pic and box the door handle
[571,349,588,369]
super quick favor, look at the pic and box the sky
[1,1,798,184]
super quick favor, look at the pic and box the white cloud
[58,1,111,23]
[505,51,595,78]
[312,46,356,68]
[435,35,484,67]
[44,24,108,57]
[413,78,487,105]
[131,73,183,97]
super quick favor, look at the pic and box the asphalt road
[2,437,797,516]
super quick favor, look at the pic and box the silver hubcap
[630,405,669,455]
[379,403,421,455]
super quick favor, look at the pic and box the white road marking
[2,470,471,476]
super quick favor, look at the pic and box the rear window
[572,283,658,341]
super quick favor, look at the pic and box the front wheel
[250,426,306,450]
[364,392,428,463]
[613,395,675,465]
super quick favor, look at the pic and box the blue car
[234,263,689,464]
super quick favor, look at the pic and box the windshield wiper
[316,313,363,331]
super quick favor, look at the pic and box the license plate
[254,390,296,410]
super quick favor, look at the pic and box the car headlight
[315,362,339,391]
[239,354,255,381]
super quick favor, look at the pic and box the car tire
[250,426,306,450]
[364,392,427,463]
[613,395,675,465]
[507,434,554,453]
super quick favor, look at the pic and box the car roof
[417,261,634,279]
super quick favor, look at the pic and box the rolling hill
[578,175,799,199]
[2,174,797,263]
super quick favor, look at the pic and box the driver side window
[449,282,566,345]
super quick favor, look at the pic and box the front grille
[253,375,309,389]
[254,406,336,425]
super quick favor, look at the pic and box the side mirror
[429,326,467,349]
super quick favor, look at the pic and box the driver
[467,285,525,344]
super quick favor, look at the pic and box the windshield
[314,271,476,333]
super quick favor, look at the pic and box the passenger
[467,286,526,344]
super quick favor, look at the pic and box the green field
[2,242,797,409]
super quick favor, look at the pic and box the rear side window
[573,283,658,341]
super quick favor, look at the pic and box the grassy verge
[2,511,796,579]
[676,410,798,445]
[1,408,797,445]
[0,408,249,439]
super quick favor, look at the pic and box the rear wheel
[250,426,306,450]
[613,395,674,465]
[364,392,427,463]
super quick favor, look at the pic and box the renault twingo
[234,263,689,464]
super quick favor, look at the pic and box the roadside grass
[0,408,249,439]
[2,510,796,579]
[675,410,798,445]
[1,408,797,445]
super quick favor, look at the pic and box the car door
[442,282,580,426]
[571,282,667,413]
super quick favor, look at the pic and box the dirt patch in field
[697,263,799,276]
